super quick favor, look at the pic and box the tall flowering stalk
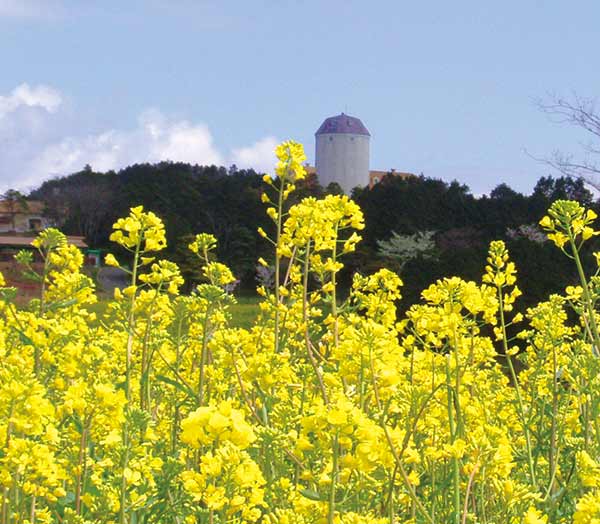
[105,206,167,524]
[107,205,167,403]
[540,200,600,355]
[259,140,307,353]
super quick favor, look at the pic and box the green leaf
[12,326,35,347]
[57,491,76,507]
[300,487,345,503]
[21,269,43,283]
[46,298,78,311]
[155,374,196,400]
[0,287,17,302]
[300,488,323,501]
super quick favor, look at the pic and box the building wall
[315,133,370,194]
[369,170,414,189]
[0,213,48,234]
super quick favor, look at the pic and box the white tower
[315,113,370,194]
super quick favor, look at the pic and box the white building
[0,200,49,234]
[315,113,371,194]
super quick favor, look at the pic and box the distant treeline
[29,164,598,310]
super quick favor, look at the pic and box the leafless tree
[41,181,114,245]
[536,94,600,190]
[1,189,29,232]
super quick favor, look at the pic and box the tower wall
[315,133,370,194]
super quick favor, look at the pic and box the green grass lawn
[229,295,261,329]
[84,293,262,330]
[84,299,110,318]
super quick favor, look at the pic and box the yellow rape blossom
[110,205,166,252]
[2,146,600,524]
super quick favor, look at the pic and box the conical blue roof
[315,113,370,136]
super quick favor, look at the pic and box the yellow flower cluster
[274,140,307,182]
[1,140,600,524]
[182,442,265,521]
[110,205,167,251]
[138,259,184,294]
[540,199,599,248]
[181,402,256,449]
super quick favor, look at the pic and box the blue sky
[1,0,599,194]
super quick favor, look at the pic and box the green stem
[452,327,463,437]
[302,241,328,404]
[29,495,35,524]
[1,419,12,524]
[569,233,600,356]
[387,466,398,524]
[0,487,7,524]
[331,224,339,350]
[543,342,563,507]
[461,464,478,524]
[328,432,339,524]
[119,237,142,524]
[498,286,537,486]
[119,441,131,524]
[140,291,160,411]
[125,239,142,402]
[75,424,88,515]
[445,356,460,524]
[35,248,51,377]
[274,172,286,354]
[198,304,212,406]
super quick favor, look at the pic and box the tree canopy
[28,165,597,303]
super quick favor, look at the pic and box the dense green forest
[29,164,598,311]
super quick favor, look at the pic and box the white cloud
[31,111,225,183]
[231,136,279,174]
[0,83,62,119]
[0,84,278,191]
[140,110,223,166]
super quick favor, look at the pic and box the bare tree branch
[536,94,600,136]
[534,93,600,191]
